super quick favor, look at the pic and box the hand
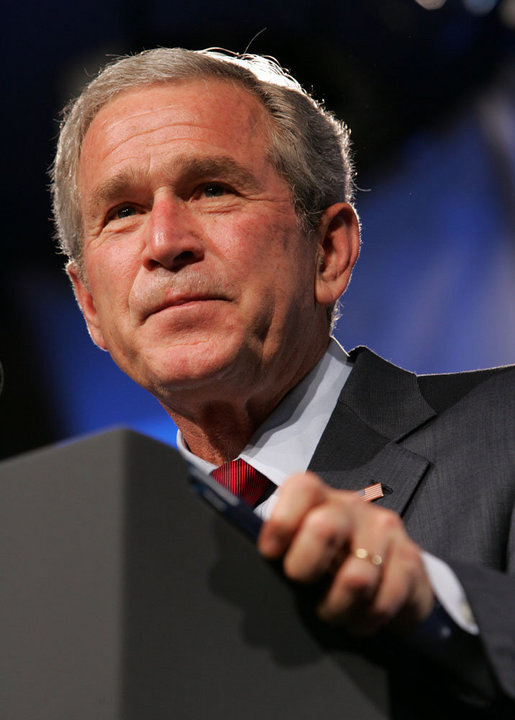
[257,471,434,636]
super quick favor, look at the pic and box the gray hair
[51,47,355,270]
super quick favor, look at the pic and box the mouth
[146,294,226,318]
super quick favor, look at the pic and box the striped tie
[211,459,272,508]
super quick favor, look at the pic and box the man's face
[73,79,331,413]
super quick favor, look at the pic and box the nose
[143,192,204,270]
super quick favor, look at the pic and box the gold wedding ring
[354,547,383,566]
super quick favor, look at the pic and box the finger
[331,507,400,610]
[317,544,387,627]
[318,521,432,636]
[258,472,329,559]
[281,502,352,583]
[365,537,433,634]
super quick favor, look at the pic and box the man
[51,48,514,714]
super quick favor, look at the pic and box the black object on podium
[0,429,390,719]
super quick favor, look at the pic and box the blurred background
[1,0,514,460]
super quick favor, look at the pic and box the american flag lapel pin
[356,483,384,502]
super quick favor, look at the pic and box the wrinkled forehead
[81,77,273,165]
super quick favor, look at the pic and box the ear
[66,262,108,351]
[314,203,360,307]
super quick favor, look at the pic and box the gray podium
[0,429,391,719]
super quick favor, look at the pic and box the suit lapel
[308,347,436,517]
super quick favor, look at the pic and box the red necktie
[211,459,272,508]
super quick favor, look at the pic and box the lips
[146,294,225,318]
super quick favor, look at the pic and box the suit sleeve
[449,559,515,702]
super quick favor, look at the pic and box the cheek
[234,235,316,332]
[85,248,138,324]
[213,212,298,271]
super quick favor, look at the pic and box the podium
[0,429,390,719]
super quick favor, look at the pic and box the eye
[114,204,137,219]
[105,204,138,224]
[201,183,227,198]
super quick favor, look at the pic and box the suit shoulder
[417,363,515,414]
[348,346,514,415]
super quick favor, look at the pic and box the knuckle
[283,560,313,583]
[264,516,297,544]
[376,508,403,533]
[282,553,300,579]
[337,491,362,511]
[302,507,341,544]
[282,550,318,583]
[284,471,323,497]
[337,564,374,596]
[259,517,296,558]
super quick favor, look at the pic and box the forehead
[80,78,271,178]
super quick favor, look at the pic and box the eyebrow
[85,154,261,215]
[178,156,260,191]
[86,168,141,214]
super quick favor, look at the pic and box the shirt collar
[177,338,352,489]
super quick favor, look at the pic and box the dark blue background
[1,0,513,458]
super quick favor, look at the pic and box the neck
[163,340,329,464]
[170,404,261,464]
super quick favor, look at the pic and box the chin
[139,339,250,394]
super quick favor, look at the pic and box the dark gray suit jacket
[307,347,515,715]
